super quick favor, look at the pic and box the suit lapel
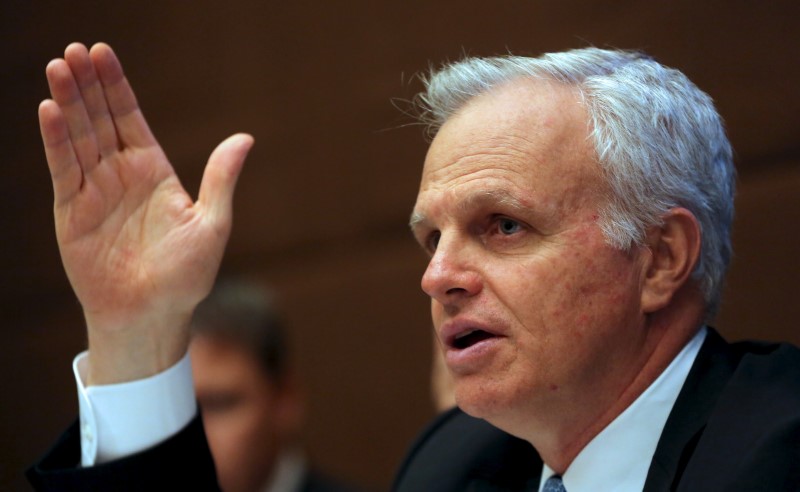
[643,328,737,491]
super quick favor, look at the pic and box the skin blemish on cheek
[549,384,559,391]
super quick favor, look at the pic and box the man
[394,52,800,491]
[28,43,800,491]
[191,280,360,492]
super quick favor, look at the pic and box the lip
[439,318,506,374]
[439,318,503,346]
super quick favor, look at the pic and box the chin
[454,374,545,442]
[453,376,513,421]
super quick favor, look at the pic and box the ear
[640,207,701,313]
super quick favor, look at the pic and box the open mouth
[451,329,496,349]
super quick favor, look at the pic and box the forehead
[414,78,600,220]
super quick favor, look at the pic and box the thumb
[197,133,254,227]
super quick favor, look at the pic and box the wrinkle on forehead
[412,78,607,234]
[422,79,595,180]
[423,133,539,183]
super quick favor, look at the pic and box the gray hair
[416,48,735,318]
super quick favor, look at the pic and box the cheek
[203,413,248,476]
[204,406,263,457]
[430,299,446,327]
[509,244,639,333]
[557,256,641,343]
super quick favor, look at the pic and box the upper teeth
[455,330,476,340]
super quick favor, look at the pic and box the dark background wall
[2,1,798,490]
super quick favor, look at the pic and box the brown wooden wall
[2,1,798,490]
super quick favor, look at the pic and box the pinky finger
[39,99,84,206]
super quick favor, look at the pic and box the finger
[39,99,84,206]
[89,43,157,148]
[64,42,119,155]
[197,134,254,230]
[45,55,101,174]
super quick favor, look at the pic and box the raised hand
[39,43,253,384]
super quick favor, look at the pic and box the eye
[427,231,441,252]
[497,217,522,235]
[198,393,242,414]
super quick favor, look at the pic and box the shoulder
[693,328,800,403]
[713,336,800,445]
[392,407,541,492]
[678,333,800,490]
[721,336,800,411]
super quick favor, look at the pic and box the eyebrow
[408,211,425,230]
[409,189,532,231]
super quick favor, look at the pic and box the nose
[421,237,482,304]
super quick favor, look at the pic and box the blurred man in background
[191,280,359,492]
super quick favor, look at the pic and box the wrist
[85,311,192,385]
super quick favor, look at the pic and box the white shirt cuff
[74,351,197,466]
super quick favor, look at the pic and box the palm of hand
[40,43,252,378]
[57,144,219,322]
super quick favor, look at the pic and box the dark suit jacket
[28,329,800,491]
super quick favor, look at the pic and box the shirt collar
[263,448,307,492]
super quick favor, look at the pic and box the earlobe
[640,208,701,313]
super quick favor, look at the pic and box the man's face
[191,335,301,492]
[411,79,652,435]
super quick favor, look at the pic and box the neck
[521,291,705,473]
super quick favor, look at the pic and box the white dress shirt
[262,448,307,492]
